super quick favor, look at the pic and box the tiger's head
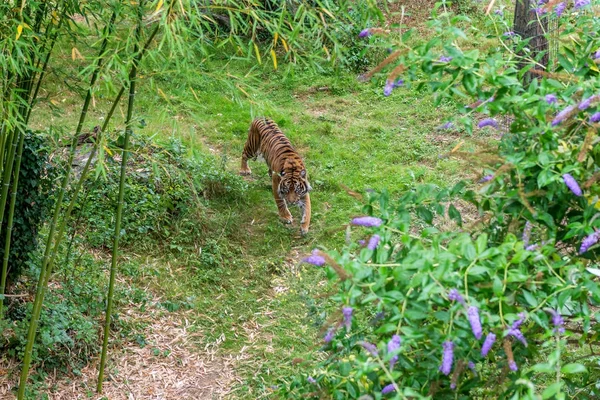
[278,159,312,206]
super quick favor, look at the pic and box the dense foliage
[282,2,600,399]
[71,137,246,249]
[0,133,54,287]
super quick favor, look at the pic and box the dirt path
[1,302,238,400]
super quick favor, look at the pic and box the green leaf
[557,53,573,72]
[462,72,477,95]
[475,234,488,254]
[531,363,554,373]
[522,290,538,307]
[416,206,434,224]
[448,204,462,227]
[542,382,563,399]
[463,242,477,261]
[561,363,587,374]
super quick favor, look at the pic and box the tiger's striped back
[246,118,298,173]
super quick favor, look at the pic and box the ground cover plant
[278,1,600,399]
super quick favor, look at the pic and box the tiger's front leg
[272,175,293,224]
[300,193,311,236]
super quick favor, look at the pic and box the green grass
[117,61,478,396]
[23,53,487,397]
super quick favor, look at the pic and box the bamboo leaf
[253,43,261,64]
[281,38,289,52]
[71,47,84,61]
[157,87,169,101]
[16,24,23,40]
[155,0,164,12]
[270,49,277,70]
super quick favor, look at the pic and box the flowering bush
[280,1,600,398]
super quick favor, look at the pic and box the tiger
[240,117,312,235]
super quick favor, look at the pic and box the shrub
[0,132,54,286]
[70,137,246,250]
[281,2,600,398]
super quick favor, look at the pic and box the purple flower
[343,307,353,330]
[551,105,575,126]
[590,112,600,123]
[351,216,383,227]
[481,333,496,357]
[383,81,394,97]
[478,118,499,129]
[574,0,590,8]
[440,56,452,62]
[545,94,558,104]
[324,328,335,343]
[525,244,539,251]
[372,311,385,324]
[509,360,518,371]
[563,173,582,196]
[448,289,465,304]
[579,231,599,254]
[360,341,378,357]
[595,50,600,60]
[494,9,503,16]
[468,361,477,375]
[387,335,402,369]
[579,96,594,110]
[440,122,454,130]
[302,249,325,266]
[549,309,565,334]
[467,306,483,340]
[381,384,396,395]
[307,376,316,384]
[503,31,515,37]
[555,2,566,16]
[394,79,404,88]
[508,328,528,347]
[512,312,526,330]
[386,47,393,54]
[367,234,380,250]
[522,221,532,247]
[439,341,454,375]
[358,239,366,246]
[358,28,371,38]
[479,174,493,183]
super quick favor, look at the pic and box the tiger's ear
[300,169,306,178]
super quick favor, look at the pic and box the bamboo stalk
[0,131,25,317]
[44,86,125,285]
[16,11,118,399]
[97,5,161,391]
[0,1,63,315]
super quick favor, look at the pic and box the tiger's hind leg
[272,175,293,224]
[300,193,311,236]
[240,153,252,176]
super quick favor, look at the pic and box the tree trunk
[513,0,548,83]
